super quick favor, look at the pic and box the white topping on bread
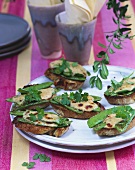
[50,60,87,76]
[115,78,135,93]
[104,114,123,129]
[70,95,98,112]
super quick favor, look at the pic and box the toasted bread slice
[96,118,135,136]
[51,102,105,119]
[13,117,69,137]
[11,110,71,137]
[50,90,104,119]
[44,59,88,90]
[104,75,135,105]
[104,92,135,105]
[45,68,84,90]
[87,106,135,136]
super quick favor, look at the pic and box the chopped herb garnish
[22,152,51,169]
[72,62,78,67]
[29,114,37,122]
[36,108,45,120]
[24,89,41,104]
[61,93,70,105]
[22,162,35,169]
[51,58,86,81]
[33,153,51,162]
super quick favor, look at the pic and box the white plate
[10,65,135,149]
[16,128,135,153]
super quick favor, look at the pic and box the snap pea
[18,82,53,94]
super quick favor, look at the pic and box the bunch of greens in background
[90,0,135,90]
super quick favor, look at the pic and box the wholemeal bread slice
[11,110,71,137]
[44,59,88,90]
[104,75,135,105]
[87,105,135,136]
[95,117,135,136]
[51,102,105,119]
[45,68,84,90]
[104,92,135,105]
[50,90,105,119]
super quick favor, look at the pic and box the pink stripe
[8,0,25,17]
[52,152,107,170]
[114,146,135,170]
[0,57,17,170]
[100,3,135,68]
[0,0,3,10]
[0,1,25,169]
[131,0,135,11]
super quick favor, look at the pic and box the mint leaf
[22,162,28,166]
[27,162,35,169]
[22,162,35,169]
[33,153,40,160]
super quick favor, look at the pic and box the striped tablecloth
[1,0,135,170]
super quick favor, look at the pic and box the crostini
[44,58,89,90]
[104,73,135,105]
[7,82,57,111]
[87,105,135,136]
[50,89,104,119]
[10,108,72,137]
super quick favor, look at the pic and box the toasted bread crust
[13,117,69,137]
[104,92,135,105]
[51,102,105,119]
[95,118,135,136]
[45,68,85,90]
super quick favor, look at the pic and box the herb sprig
[22,153,51,169]
[60,89,89,105]
[90,0,135,90]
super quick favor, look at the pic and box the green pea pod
[18,82,53,94]
[10,110,24,116]
[12,99,49,111]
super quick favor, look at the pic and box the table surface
[1,0,135,170]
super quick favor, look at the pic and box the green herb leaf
[98,42,106,48]
[27,162,35,169]
[89,76,96,88]
[113,42,122,49]
[96,77,102,90]
[22,162,35,169]
[93,61,100,72]
[109,48,115,54]
[101,63,109,77]
[22,162,28,166]
[33,153,40,160]
[38,154,51,162]
[72,62,78,67]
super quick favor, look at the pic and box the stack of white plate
[0,13,31,58]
